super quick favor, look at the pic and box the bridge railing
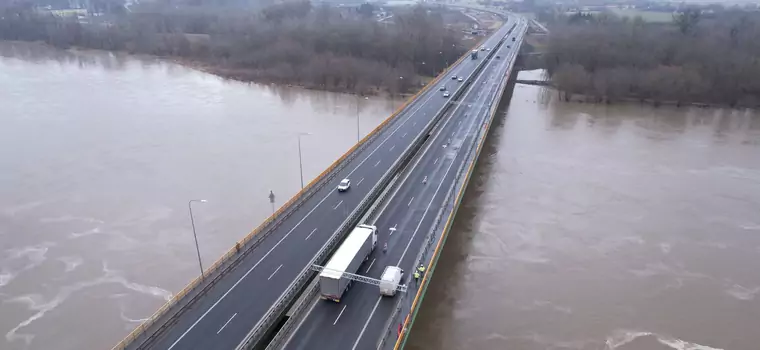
[235,29,501,350]
[389,20,528,350]
[112,30,476,350]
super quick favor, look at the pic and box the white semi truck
[319,224,378,302]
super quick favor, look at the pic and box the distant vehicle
[480,47,486,51]
[486,48,491,51]
[496,55,501,59]
[319,224,378,302]
[457,77,463,82]
[470,49,478,60]
[451,75,457,80]
[439,85,447,91]
[443,91,450,98]
[379,266,404,297]
[337,179,350,192]
[512,37,516,42]
[507,45,511,48]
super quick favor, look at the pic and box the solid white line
[333,200,343,210]
[434,157,439,165]
[305,228,317,241]
[169,53,475,350]
[365,258,376,273]
[374,160,381,167]
[216,313,237,334]
[350,298,382,350]
[357,178,364,186]
[351,52,500,350]
[166,187,339,349]
[333,305,348,325]
[268,264,283,281]
[408,197,414,207]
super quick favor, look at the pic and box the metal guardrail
[234,30,500,350]
[390,20,528,350]
[112,16,490,350]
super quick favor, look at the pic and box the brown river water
[0,43,397,350]
[408,72,760,350]
[2,42,760,350]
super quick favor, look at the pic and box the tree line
[542,9,760,107]
[0,1,466,94]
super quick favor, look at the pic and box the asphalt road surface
[132,20,518,350]
[281,20,523,350]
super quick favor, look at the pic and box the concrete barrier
[234,33,495,350]
[112,38,477,350]
[392,20,527,350]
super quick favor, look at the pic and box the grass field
[609,8,674,23]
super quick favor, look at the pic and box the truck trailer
[319,224,378,302]
[471,49,478,59]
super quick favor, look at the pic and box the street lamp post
[297,132,311,189]
[188,199,207,278]
[356,95,369,143]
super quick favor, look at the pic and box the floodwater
[0,42,396,350]
[409,71,760,350]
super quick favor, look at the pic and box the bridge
[114,12,527,350]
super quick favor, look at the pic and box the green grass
[609,8,674,23]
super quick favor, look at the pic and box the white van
[379,266,404,297]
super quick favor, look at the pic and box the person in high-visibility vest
[413,271,420,283]
[417,265,426,275]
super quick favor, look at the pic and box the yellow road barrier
[112,34,486,350]
[392,23,525,350]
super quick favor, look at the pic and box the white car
[337,179,350,192]
[439,85,446,91]
[451,75,457,80]
[457,77,463,82]
[443,91,450,98]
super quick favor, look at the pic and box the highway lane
[137,21,516,350]
[280,21,522,350]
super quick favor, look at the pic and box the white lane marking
[408,197,414,207]
[268,264,283,281]
[365,259,375,273]
[390,145,396,152]
[168,55,475,350]
[357,178,364,186]
[305,228,317,241]
[413,121,416,126]
[389,226,397,236]
[351,48,504,350]
[350,298,382,350]
[402,132,407,138]
[434,157,439,165]
[333,200,343,210]
[333,305,347,325]
[166,186,342,349]
[374,160,381,167]
[216,313,237,334]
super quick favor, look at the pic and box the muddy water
[0,42,397,350]
[408,71,760,350]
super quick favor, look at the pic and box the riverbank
[0,2,467,96]
[541,9,760,108]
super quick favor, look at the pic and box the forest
[544,9,760,107]
[0,1,466,94]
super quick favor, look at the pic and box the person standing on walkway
[417,264,426,278]
[413,271,420,284]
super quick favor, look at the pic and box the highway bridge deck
[278,17,525,350]
[119,17,519,350]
